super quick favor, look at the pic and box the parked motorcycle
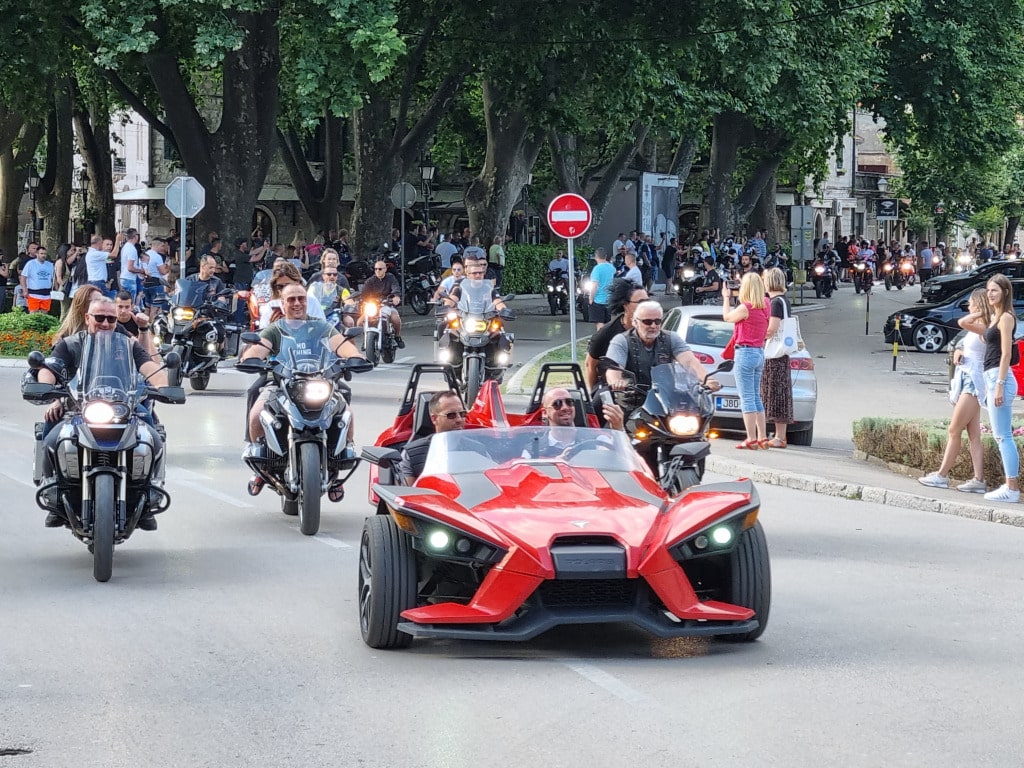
[236,331,373,535]
[152,280,238,391]
[546,268,571,315]
[600,359,733,496]
[404,258,440,316]
[436,282,515,404]
[22,333,185,582]
[852,257,874,294]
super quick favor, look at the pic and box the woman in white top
[918,288,991,492]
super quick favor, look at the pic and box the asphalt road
[2,296,1022,766]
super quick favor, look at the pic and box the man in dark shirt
[396,390,467,484]
[184,255,227,302]
[358,260,405,347]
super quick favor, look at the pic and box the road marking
[0,470,36,489]
[315,535,351,549]
[561,660,647,704]
[167,468,253,508]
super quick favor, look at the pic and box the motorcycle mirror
[713,360,734,374]
[240,331,262,345]
[27,350,44,370]
[163,351,182,371]
[501,293,515,302]
[156,386,187,404]
[345,357,375,374]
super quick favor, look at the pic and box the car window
[685,317,734,348]
[1014,283,1024,302]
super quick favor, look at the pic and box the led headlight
[496,352,510,365]
[207,342,218,352]
[172,307,195,322]
[683,268,696,279]
[300,378,333,406]
[897,313,917,326]
[814,265,825,275]
[547,285,555,292]
[670,508,759,561]
[83,402,116,424]
[391,511,505,565]
[438,349,452,362]
[472,319,488,332]
[667,413,701,436]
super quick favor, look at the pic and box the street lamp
[79,166,91,235]
[27,165,40,233]
[522,173,533,244]
[419,154,435,229]
[876,176,889,194]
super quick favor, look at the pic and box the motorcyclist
[37,296,167,529]
[548,249,570,277]
[307,266,354,327]
[357,260,405,348]
[694,254,722,302]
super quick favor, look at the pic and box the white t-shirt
[85,247,109,282]
[119,242,139,281]
[435,241,459,268]
[143,250,168,284]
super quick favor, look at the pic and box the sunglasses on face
[284,296,307,303]
[638,318,663,326]
[547,398,574,410]
[438,409,468,420]
[323,272,338,278]
[374,267,386,272]
[89,314,117,324]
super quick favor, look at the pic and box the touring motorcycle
[152,280,239,390]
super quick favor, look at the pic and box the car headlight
[83,402,116,424]
[300,378,333,406]
[667,414,701,436]
[391,511,505,565]
[897,313,917,326]
[172,307,195,322]
[670,507,759,561]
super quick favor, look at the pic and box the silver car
[662,305,817,445]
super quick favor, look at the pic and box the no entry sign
[546,193,592,240]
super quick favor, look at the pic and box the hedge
[0,309,59,358]
[852,416,1024,488]
[503,244,592,295]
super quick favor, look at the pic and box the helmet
[938,241,946,247]
[690,246,703,255]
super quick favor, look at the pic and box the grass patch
[507,338,591,392]
[853,416,1024,487]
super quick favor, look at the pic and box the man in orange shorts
[20,244,54,314]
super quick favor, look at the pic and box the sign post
[390,182,417,301]
[165,176,206,268]
[546,193,593,363]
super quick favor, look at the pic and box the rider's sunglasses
[323,272,338,278]
[89,314,118,325]
[439,409,468,421]
[638,317,663,326]
[548,398,574,410]
[374,266,387,272]
[283,296,307,303]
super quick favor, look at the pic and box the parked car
[919,260,1024,305]
[662,305,817,445]
[946,311,1024,392]
[885,279,1024,353]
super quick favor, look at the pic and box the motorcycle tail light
[790,358,814,371]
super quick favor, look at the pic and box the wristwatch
[997,379,1006,384]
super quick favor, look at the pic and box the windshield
[172,279,211,307]
[420,427,648,476]
[457,281,494,315]
[644,363,705,416]
[276,326,332,373]
[77,331,140,403]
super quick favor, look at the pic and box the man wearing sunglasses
[396,390,468,485]
[521,388,624,459]
[357,260,404,348]
[36,296,168,528]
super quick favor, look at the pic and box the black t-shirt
[361,274,400,302]
[770,294,789,320]
[587,315,628,363]
[52,330,149,378]
[118,316,141,337]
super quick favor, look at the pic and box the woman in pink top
[722,272,771,448]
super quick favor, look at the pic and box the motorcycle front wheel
[92,474,116,583]
[409,290,429,316]
[298,442,321,536]
[464,356,484,405]
[364,331,380,367]
[190,372,210,390]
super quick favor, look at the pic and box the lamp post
[27,165,40,235]
[419,154,435,230]
[79,166,91,235]
[522,173,533,244]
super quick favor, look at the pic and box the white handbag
[764,297,801,359]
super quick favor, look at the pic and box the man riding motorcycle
[357,260,405,348]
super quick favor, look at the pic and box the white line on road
[314,535,351,549]
[561,660,647,704]
[0,470,36,489]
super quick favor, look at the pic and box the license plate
[716,396,740,410]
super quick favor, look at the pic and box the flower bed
[0,310,58,358]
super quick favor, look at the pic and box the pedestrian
[662,237,678,296]
[961,275,1021,502]
[488,234,506,289]
[587,248,616,331]
[722,272,770,449]
[918,288,990,493]
[0,249,10,312]
[761,268,794,448]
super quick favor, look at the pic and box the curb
[705,454,1024,527]
[0,358,27,368]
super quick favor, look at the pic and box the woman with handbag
[918,288,990,493]
[761,268,795,447]
[722,272,771,449]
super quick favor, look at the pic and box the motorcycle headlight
[496,351,510,365]
[299,378,333,406]
[958,254,972,265]
[683,268,695,279]
[667,414,701,436]
[547,285,555,292]
[366,301,379,318]
[855,263,865,271]
[207,342,218,352]
[83,402,116,424]
[814,265,825,275]
[471,319,488,332]
[883,263,893,272]
[172,307,195,322]
[583,279,594,293]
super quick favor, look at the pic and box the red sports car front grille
[537,579,637,607]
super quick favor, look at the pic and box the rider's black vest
[624,329,674,390]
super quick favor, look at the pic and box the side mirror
[499,309,516,321]
[27,350,45,370]
[164,350,182,371]
[501,293,515,302]
[154,386,187,404]
[714,360,735,374]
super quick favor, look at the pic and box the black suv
[919,260,1024,304]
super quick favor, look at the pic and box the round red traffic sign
[546,193,593,240]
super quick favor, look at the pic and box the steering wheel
[562,439,608,459]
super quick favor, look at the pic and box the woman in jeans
[961,274,1019,502]
[918,288,990,493]
[761,268,794,447]
[722,272,771,449]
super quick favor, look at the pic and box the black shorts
[589,302,610,324]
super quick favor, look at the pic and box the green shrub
[0,309,59,357]
[852,416,1024,487]
[504,244,592,295]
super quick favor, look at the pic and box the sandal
[736,439,758,450]
[769,438,787,449]
[758,439,771,450]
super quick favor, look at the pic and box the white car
[662,305,817,445]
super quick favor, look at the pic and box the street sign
[876,198,899,221]
[390,182,417,210]
[546,193,592,240]
[165,176,206,219]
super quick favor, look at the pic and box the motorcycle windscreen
[644,363,705,416]
[172,278,210,308]
[77,330,140,405]
[276,323,333,374]
[456,281,494,315]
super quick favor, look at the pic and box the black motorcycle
[673,259,704,305]
[404,256,440,316]
[601,360,733,496]
[852,257,874,294]
[153,280,238,390]
[882,256,905,290]
[811,258,835,298]
[436,281,515,404]
[545,268,570,315]
[22,333,185,582]
[237,330,373,536]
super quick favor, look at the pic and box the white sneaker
[956,478,987,494]
[984,484,1020,503]
[918,472,949,489]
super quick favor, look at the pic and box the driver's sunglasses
[439,409,468,420]
[89,313,117,325]
[638,318,663,326]
[548,398,574,410]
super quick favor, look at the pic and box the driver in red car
[397,390,467,485]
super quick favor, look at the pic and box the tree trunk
[1005,216,1019,248]
[465,81,545,246]
[36,82,75,254]
[732,133,790,230]
[73,79,115,239]
[0,111,44,259]
[707,112,746,233]
[351,94,404,257]
[278,113,346,238]
[669,135,699,191]
[752,171,779,247]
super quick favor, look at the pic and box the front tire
[464,355,484,405]
[912,322,946,353]
[167,361,182,389]
[381,345,396,365]
[409,290,429,316]
[359,516,417,649]
[364,331,380,367]
[91,474,116,583]
[190,372,210,391]
[664,465,701,496]
[722,521,771,642]
[298,442,321,536]
[548,294,558,315]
